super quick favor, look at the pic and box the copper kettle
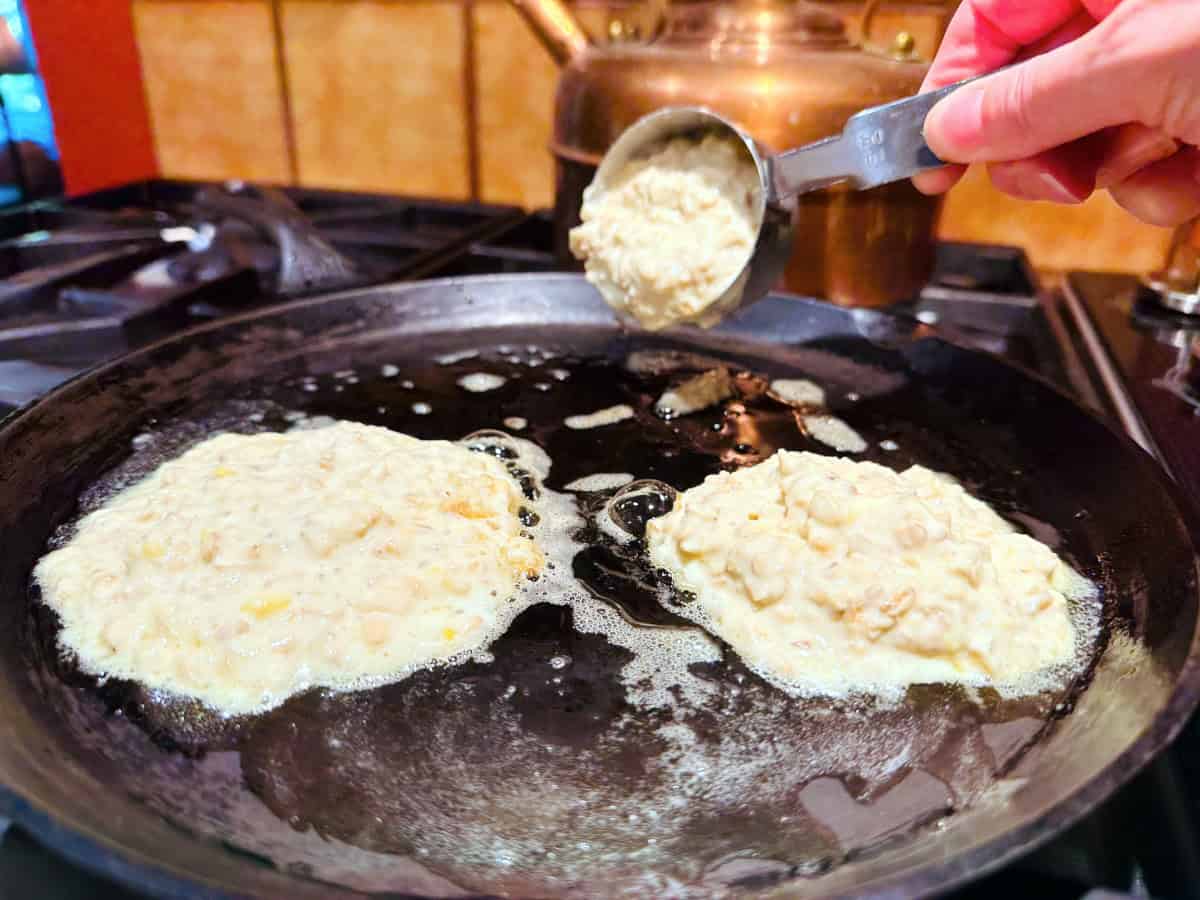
[510,0,944,308]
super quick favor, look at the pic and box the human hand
[914,0,1200,227]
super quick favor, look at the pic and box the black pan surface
[0,274,1197,899]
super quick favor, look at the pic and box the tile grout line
[128,2,167,180]
[268,0,300,184]
[463,0,482,201]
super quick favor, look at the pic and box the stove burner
[1142,278,1200,317]
[1141,219,1200,317]
[0,181,527,410]
[189,184,364,294]
[1125,293,1200,415]
[1153,337,1200,414]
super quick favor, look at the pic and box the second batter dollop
[646,451,1092,694]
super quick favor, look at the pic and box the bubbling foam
[458,373,507,393]
[455,431,722,709]
[564,473,635,493]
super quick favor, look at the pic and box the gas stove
[0,181,536,414]
[0,180,1197,900]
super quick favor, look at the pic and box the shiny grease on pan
[26,342,1108,899]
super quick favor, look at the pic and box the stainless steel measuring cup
[587,76,980,325]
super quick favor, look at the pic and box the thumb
[924,37,1130,164]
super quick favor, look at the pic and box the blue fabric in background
[0,0,57,157]
[0,0,60,205]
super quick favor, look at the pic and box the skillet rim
[0,272,1197,900]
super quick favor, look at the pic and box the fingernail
[1096,133,1179,188]
[993,162,1090,204]
[1036,172,1089,204]
[911,171,941,195]
[1113,189,1200,229]
[912,165,964,196]
[925,89,986,161]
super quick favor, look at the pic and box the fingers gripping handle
[845,70,1002,188]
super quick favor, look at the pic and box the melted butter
[458,372,507,393]
[564,404,635,430]
[801,413,869,454]
[30,349,1112,898]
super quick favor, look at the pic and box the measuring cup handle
[900,80,970,167]
[841,66,1012,187]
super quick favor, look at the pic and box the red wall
[24,0,158,194]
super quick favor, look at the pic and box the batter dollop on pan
[35,421,544,716]
[646,450,1099,697]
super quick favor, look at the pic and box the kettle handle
[508,0,591,65]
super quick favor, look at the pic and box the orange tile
[938,166,1174,274]
[281,0,470,199]
[472,1,559,208]
[132,0,291,182]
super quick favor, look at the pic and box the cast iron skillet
[0,274,1197,899]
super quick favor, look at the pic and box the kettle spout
[508,0,591,65]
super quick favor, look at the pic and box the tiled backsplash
[133,0,291,182]
[131,0,617,205]
[130,0,1174,274]
[282,0,473,197]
